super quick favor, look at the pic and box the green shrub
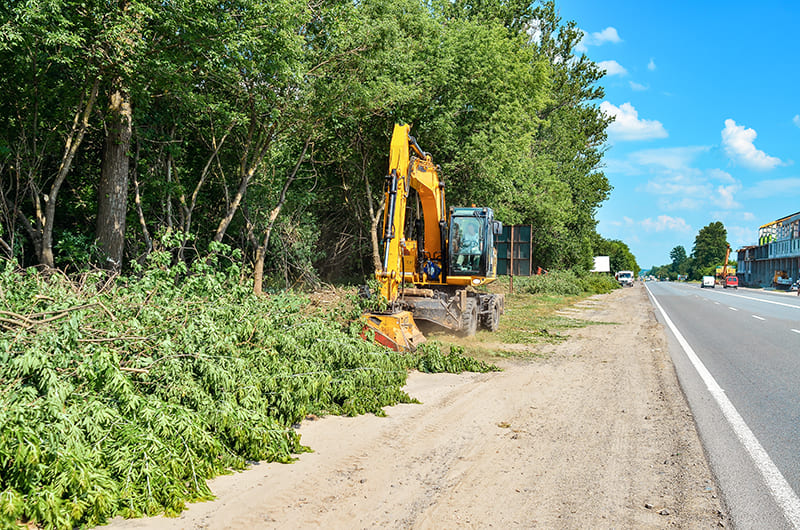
[576,272,619,294]
[515,270,619,296]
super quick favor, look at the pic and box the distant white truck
[616,270,634,287]
[701,275,715,288]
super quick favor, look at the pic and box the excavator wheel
[481,298,500,332]
[459,298,478,337]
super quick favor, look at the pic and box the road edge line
[645,283,800,528]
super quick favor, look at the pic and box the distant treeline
[648,221,730,281]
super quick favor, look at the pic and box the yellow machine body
[363,124,504,351]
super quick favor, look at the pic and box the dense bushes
[516,270,619,296]
[0,254,493,529]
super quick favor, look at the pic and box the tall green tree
[670,245,687,267]
[691,221,728,272]
[1,0,617,285]
[0,1,104,268]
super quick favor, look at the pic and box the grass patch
[424,288,602,361]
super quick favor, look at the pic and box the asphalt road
[645,281,800,529]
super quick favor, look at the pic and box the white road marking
[714,290,800,310]
[646,284,800,528]
[715,301,721,305]
[729,307,738,311]
[752,315,766,321]
[792,329,800,335]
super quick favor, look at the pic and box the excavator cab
[448,207,502,280]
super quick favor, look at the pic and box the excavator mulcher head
[361,310,426,352]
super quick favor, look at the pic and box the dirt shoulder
[107,284,726,529]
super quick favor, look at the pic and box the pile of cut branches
[0,252,494,529]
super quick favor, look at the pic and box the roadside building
[737,211,800,288]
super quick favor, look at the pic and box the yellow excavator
[362,124,505,351]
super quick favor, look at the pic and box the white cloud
[629,81,648,91]
[658,197,704,211]
[592,27,622,44]
[527,19,542,44]
[721,119,783,170]
[641,215,691,233]
[602,157,641,176]
[706,168,735,183]
[606,216,636,228]
[643,170,743,211]
[630,146,708,170]
[645,174,710,198]
[727,225,757,247]
[742,177,800,198]
[794,114,800,128]
[597,60,627,76]
[647,58,656,71]
[575,27,621,53]
[601,101,668,141]
[713,183,742,209]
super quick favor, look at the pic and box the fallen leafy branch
[0,255,495,529]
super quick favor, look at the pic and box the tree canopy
[692,221,728,271]
[593,236,639,276]
[0,0,623,287]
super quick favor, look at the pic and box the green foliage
[692,221,728,273]
[403,343,498,373]
[515,270,619,296]
[350,278,389,314]
[0,258,488,528]
[650,222,729,281]
[54,230,98,269]
[670,245,687,267]
[592,236,639,276]
[577,272,621,294]
[3,0,614,285]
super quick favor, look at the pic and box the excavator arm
[377,123,446,303]
[364,124,447,351]
[362,124,503,351]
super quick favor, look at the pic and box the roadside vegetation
[0,0,643,527]
[426,271,619,359]
[0,0,634,286]
[0,252,494,529]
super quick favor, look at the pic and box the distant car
[616,270,634,287]
[701,276,715,288]
[724,275,738,289]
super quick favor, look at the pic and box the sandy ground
[107,284,727,529]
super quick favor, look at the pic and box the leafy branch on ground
[0,254,491,529]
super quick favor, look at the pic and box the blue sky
[557,0,800,269]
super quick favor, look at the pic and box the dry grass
[420,287,596,361]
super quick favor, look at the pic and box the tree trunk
[252,135,311,294]
[37,76,100,268]
[131,140,152,258]
[371,201,385,272]
[97,85,132,270]
[359,134,383,272]
[213,165,256,243]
